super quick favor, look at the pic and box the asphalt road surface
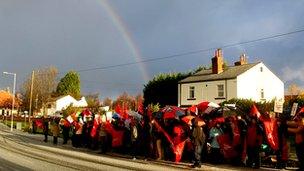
[0,123,279,171]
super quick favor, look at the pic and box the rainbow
[96,0,150,83]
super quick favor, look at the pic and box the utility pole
[29,70,34,124]
[35,94,38,111]
[3,72,16,132]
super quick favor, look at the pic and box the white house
[178,49,284,107]
[44,95,88,115]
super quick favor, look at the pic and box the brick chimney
[212,49,224,74]
[234,53,248,66]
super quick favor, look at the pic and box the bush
[23,125,31,133]
[221,98,274,115]
[143,65,208,107]
[143,72,189,107]
[62,105,79,118]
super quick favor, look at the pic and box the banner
[217,134,238,159]
[291,103,298,116]
[153,120,186,162]
[104,122,124,147]
[274,99,284,113]
[66,115,74,124]
[111,130,124,147]
[262,118,279,150]
[173,140,186,162]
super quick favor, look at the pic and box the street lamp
[3,72,16,132]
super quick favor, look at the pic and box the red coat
[246,124,263,147]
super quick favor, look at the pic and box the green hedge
[221,98,274,115]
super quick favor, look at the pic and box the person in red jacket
[276,118,289,169]
[246,117,263,169]
[42,115,49,142]
[287,114,304,171]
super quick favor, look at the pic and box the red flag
[250,104,261,118]
[182,116,205,127]
[163,112,176,119]
[82,109,92,117]
[90,118,100,138]
[152,120,173,145]
[231,118,241,146]
[115,103,129,119]
[35,119,43,128]
[137,98,144,114]
[172,126,186,162]
[173,140,186,162]
[250,105,278,150]
[173,126,184,137]
[295,107,304,119]
[104,122,124,147]
[262,118,279,150]
[209,117,225,128]
[298,106,304,114]
[63,120,70,127]
[197,101,220,114]
[122,104,129,119]
[111,130,124,147]
[73,121,80,131]
[59,118,70,127]
[153,120,186,162]
[215,117,225,123]
[188,105,197,115]
[115,104,122,114]
[217,134,238,159]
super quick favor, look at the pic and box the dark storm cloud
[1,0,304,98]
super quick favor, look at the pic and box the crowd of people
[34,104,304,170]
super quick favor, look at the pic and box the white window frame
[217,84,224,98]
[189,86,195,99]
[261,89,265,99]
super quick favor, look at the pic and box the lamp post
[3,72,16,132]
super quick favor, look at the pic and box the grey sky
[0,0,304,99]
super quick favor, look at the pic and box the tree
[0,91,21,109]
[135,94,144,113]
[56,71,81,98]
[221,98,274,117]
[85,93,100,113]
[86,93,100,107]
[143,72,189,107]
[103,97,112,107]
[113,92,136,111]
[21,66,58,111]
[143,65,210,107]
[191,65,211,73]
[287,83,303,96]
[223,60,229,70]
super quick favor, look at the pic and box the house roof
[179,62,260,83]
[46,95,88,108]
[46,95,84,104]
[47,95,71,103]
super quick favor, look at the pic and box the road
[0,123,278,171]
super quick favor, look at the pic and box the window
[260,67,263,72]
[189,86,195,99]
[261,89,265,99]
[217,84,224,97]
